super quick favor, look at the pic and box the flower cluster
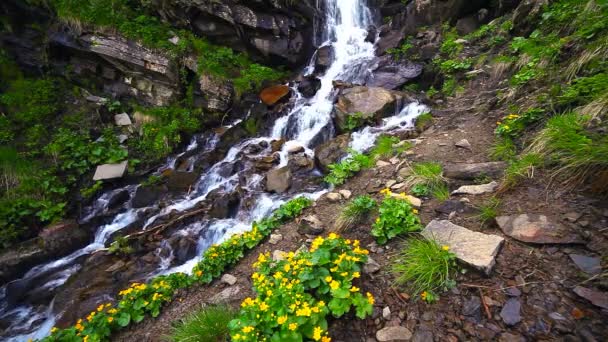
[41,197,312,342]
[229,234,374,341]
[495,108,543,137]
[372,191,422,244]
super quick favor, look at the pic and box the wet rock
[298,215,324,235]
[105,260,126,273]
[495,214,584,244]
[288,153,315,172]
[364,257,381,274]
[315,45,334,72]
[376,326,413,342]
[435,200,473,214]
[260,85,290,106]
[221,274,237,286]
[285,141,305,154]
[114,113,132,126]
[269,234,282,245]
[326,192,342,202]
[500,298,522,326]
[455,139,471,149]
[573,286,608,310]
[338,190,352,200]
[422,220,504,275]
[199,74,234,112]
[451,182,498,195]
[209,286,242,304]
[462,296,481,316]
[314,134,350,172]
[167,171,199,192]
[93,161,128,181]
[366,56,423,90]
[298,76,321,98]
[334,86,408,132]
[265,166,292,193]
[569,254,602,275]
[443,162,506,180]
[132,185,167,208]
[107,189,130,210]
[270,139,285,152]
[208,189,240,219]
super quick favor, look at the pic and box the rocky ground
[115,70,608,341]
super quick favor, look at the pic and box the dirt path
[116,73,608,341]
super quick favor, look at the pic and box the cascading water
[0,1,428,340]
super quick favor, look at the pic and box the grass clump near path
[404,162,450,201]
[369,135,412,159]
[475,197,501,227]
[333,195,377,232]
[324,151,372,186]
[392,238,457,303]
[528,112,608,192]
[501,153,543,189]
[168,305,236,342]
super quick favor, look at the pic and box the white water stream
[0,1,427,340]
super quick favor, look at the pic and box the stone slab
[92,161,128,180]
[452,181,498,195]
[495,214,584,244]
[422,220,504,275]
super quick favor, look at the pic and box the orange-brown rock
[260,85,290,106]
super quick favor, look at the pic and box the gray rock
[199,74,234,112]
[209,286,241,304]
[451,181,498,195]
[569,254,601,275]
[573,286,608,310]
[298,215,324,235]
[117,134,129,143]
[462,296,481,316]
[265,166,292,193]
[376,326,413,342]
[455,139,471,149]
[221,274,237,285]
[386,180,397,188]
[314,134,350,172]
[366,56,423,90]
[377,160,391,167]
[444,162,507,180]
[326,192,342,202]
[500,298,522,326]
[338,189,352,200]
[564,211,582,222]
[114,113,132,126]
[495,214,584,244]
[422,220,504,275]
[92,161,128,180]
[383,306,391,320]
[269,234,283,245]
[498,332,526,342]
[167,171,199,192]
[285,141,305,154]
[364,257,381,274]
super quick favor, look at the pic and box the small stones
[455,139,471,149]
[451,181,498,195]
[364,256,381,274]
[221,273,237,285]
[500,298,522,326]
[376,326,413,342]
[564,211,582,222]
[268,234,283,245]
[338,189,352,199]
[573,286,608,310]
[326,192,342,202]
[383,306,391,320]
[114,113,132,126]
[569,254,602,275]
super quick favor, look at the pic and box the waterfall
[0,1,427,340]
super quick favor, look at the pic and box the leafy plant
[371,190,422,244]
[343,112,372,132]
[229,234,373,341]
[168,305,236,342]
[410,184,429,197]
[81,181,103,199]
[369,135,411,159]
[495,108,544,138]
[392,238,457,302]
[324,152,372,186]
[440,27,463,57]
[436,58,472,74]
[333,195,377,232]
[387,38,414,59]
[404,162,448,200]
[108,235,134,255]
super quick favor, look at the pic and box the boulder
[208,189,241,219]
[422,220,504,275]
[376,326,413,342]
[315,45,334,72]
[495,214,584,244]
[334,86,406,132]
[260,85,291,106]
[443,162,506,180]
[298,215,324,235]
[451,182,498,195]
[298,76,321,98]
[199,74,234,112]
[288,153,315,172]
[285,141,305,154]
[265,166,292,193]
[167,171,199,192]
[314,134,350,172]
[366,56,424,89]
[132,185,168,208]
[92,161,128,181]
[114,113,132,126]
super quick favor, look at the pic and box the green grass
[475,197,501,227]
[167,305,236,342]
[415,112,433,131]
[370,135,412,159]
[430,183,450,201]
[489,137,517,161]
[333,195,377,232]
[391,238,457,301]
[501,153,543,189]
[324,152,372,186]
[528,112,608,191]
[405,162,449,200]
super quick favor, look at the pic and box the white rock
[391,182,406,190]
[114,113,132,126]
[389,157,400,165]
[455,139,471,149]
[209,286,241,304]
[117,134,129,144]
[376,160,391,167]
[383,306,391,320]
[269,234,283,245]
[221,274,237,285]
[451,181,498,195]
[422,220,504,275]
[376,326,413,342]
[168,36,180,45]
[93,161,128,181]
[285,140,305,153]
[338,189,352,200]
[326,192,342,202]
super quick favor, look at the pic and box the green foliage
[324,152,372,186]
[168,305,236,342]
[410,184,429,197]
[441,77,462,96]
[560,72,608,106]
[404,162,447,200]
[476,197,501,227]
[415,112,433,131]
[430,183,450,201]
[108,235,134,255]
[502,153,543,188]
[372,191,422,245]
[387,37,414,59]
[369,135,411,159]
[391,238,457,302]
[426,86,439,99]
[229,234,373,341]
[440,27,463,57]
[508,31,564,86]
[81,181,103,199]
[343,112,372,132]
[490,137,517,161]
[495,108,544,138]
[44,197,312,342]
[541,0,608,40]
[0,78,60,126]
[464,23,497,42]
[333,195,377,232]
[436,58,472,74]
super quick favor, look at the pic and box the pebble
[383,306,391,320]
[326,192,342,202]
[455,139,471,149]
[364,257,381,274]
[272,250,286,261]
[268,234,283,245]
[376,326,413,342]
[221,274,237,285]
[338,189,352,199]
[500,298,522,326]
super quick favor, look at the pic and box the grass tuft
[415,112,433,131]
[475,197,501,227]
[370,135,412,159]
[489,137,517,161]
[501,153,543,189]
[167,305,236,342]
[333,195,377,232]
[405,162,449,200]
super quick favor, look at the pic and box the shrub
[333,195,377,232]
[168,305,236,342]
[371,190,422,245]
[324,152,372,186]
[440,27,463,57]
[436,58,472,74]
[369,135,411,159]
[229,234,373,341]
[391,238,457,303]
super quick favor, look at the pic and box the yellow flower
[325,276,332,283]
[375,217,380,223]
[107,317,114,323]
[322,337,332,342]
[352,271,360,278]
[296,306,312,317]
[421,291,428,300]
[442,245,450,251]
[413,209,419,214]
[242,326,254,333]
[97,304,105,312]
[329,280,340,290]
[313,326,323,341]
[108,308,118,314]
[195,270,203,277]
[259,301,269,311]
[83,336,89,342]
[317,300,326,307]
[288,323,298,331]
[328,233,338,240]
[51,327,58,333]
[366,292,375,305]
[350,286,360,292]
[380,188,392,195]
[277,316,288,325]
